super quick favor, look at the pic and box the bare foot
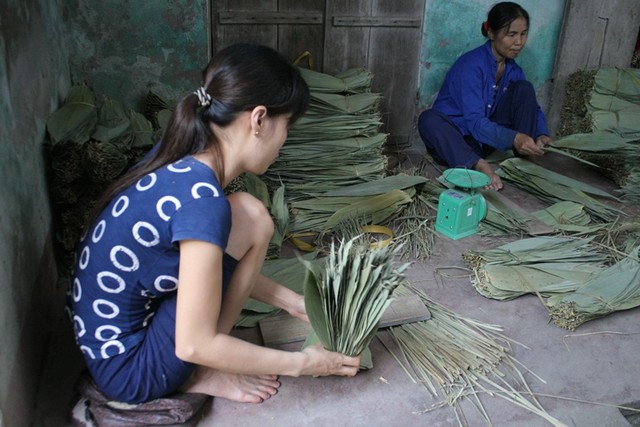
[180,367,281,403]
[474,159,503,191]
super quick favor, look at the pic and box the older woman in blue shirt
[418,2,552,190]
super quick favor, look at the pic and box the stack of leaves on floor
[496,157,623,222]
[463,236,640,330]
[262,67,386,202]
[385,287,566,426]
[300,236,410,369]
[556,68,640,203]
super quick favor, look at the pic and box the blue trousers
[418,80,538,168]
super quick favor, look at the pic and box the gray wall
[0,1,69,426]
[64,0,210,110]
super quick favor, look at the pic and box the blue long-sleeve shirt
[432,41,549,151]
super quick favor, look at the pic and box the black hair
[481,2,530,37]
[91,43,309,219]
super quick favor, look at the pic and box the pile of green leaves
[463,236,640,330]
[555,68,640,202]
[262,67,386,202]
[496,157,623,221]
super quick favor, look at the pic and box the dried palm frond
[386,287,566,426]
[301,236,409,358]
[390,193,436,260]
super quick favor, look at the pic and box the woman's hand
[286,292,308,323]
[536,135,553,148]
[251,274,308,322]
[299,345,361,377]
[513,132,544,156]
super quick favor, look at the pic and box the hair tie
[482,21,489,32]
[194,87,212,107]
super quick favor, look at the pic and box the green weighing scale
[435,168,490,240]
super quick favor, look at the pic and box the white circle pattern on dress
[154,275,178,292]
[93,299,120,319]
[79,246,90,270]
[80,345,96,360]
[112,195,130,217]
[192,182,219,199]
[136,172,157,191]
[110,245,140,272]
[168,161,192,173]
[95,325,122,341]
[101,340,125,359]
[92,220,106,243]
[143,311,155,327]
[73,278,82,302]
[156,196,181,221]
[73,315,86,337]
[132,221,160,247]
[96,271,126,294]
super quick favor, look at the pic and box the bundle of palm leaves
[261,67,387,202]
[496,158,623,221]
[288,175,424,234]
[532,201,602,234]
[462,236,610,301]
[46,83,98,145]
[556,68,640,202]
[547,246,640,330]
[301,236,409,360]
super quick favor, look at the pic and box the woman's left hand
[536,135,553,148]
[286,293,309,323]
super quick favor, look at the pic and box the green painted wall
[63,0,210,110]
[419,0,566,110]
[0,1,69,425]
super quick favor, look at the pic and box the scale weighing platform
[435,168,490,240]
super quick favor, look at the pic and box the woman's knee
[227,192,274,243]
[510,80,535,100]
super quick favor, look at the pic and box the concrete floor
[34,144,640,426]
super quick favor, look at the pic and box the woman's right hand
[299,344,361,377]
[513,132,544,156]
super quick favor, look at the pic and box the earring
[255,131,260,136]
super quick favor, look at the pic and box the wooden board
[259,294,431,347]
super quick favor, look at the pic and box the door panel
[211,0,425,151]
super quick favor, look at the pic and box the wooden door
[211,0,425,152]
